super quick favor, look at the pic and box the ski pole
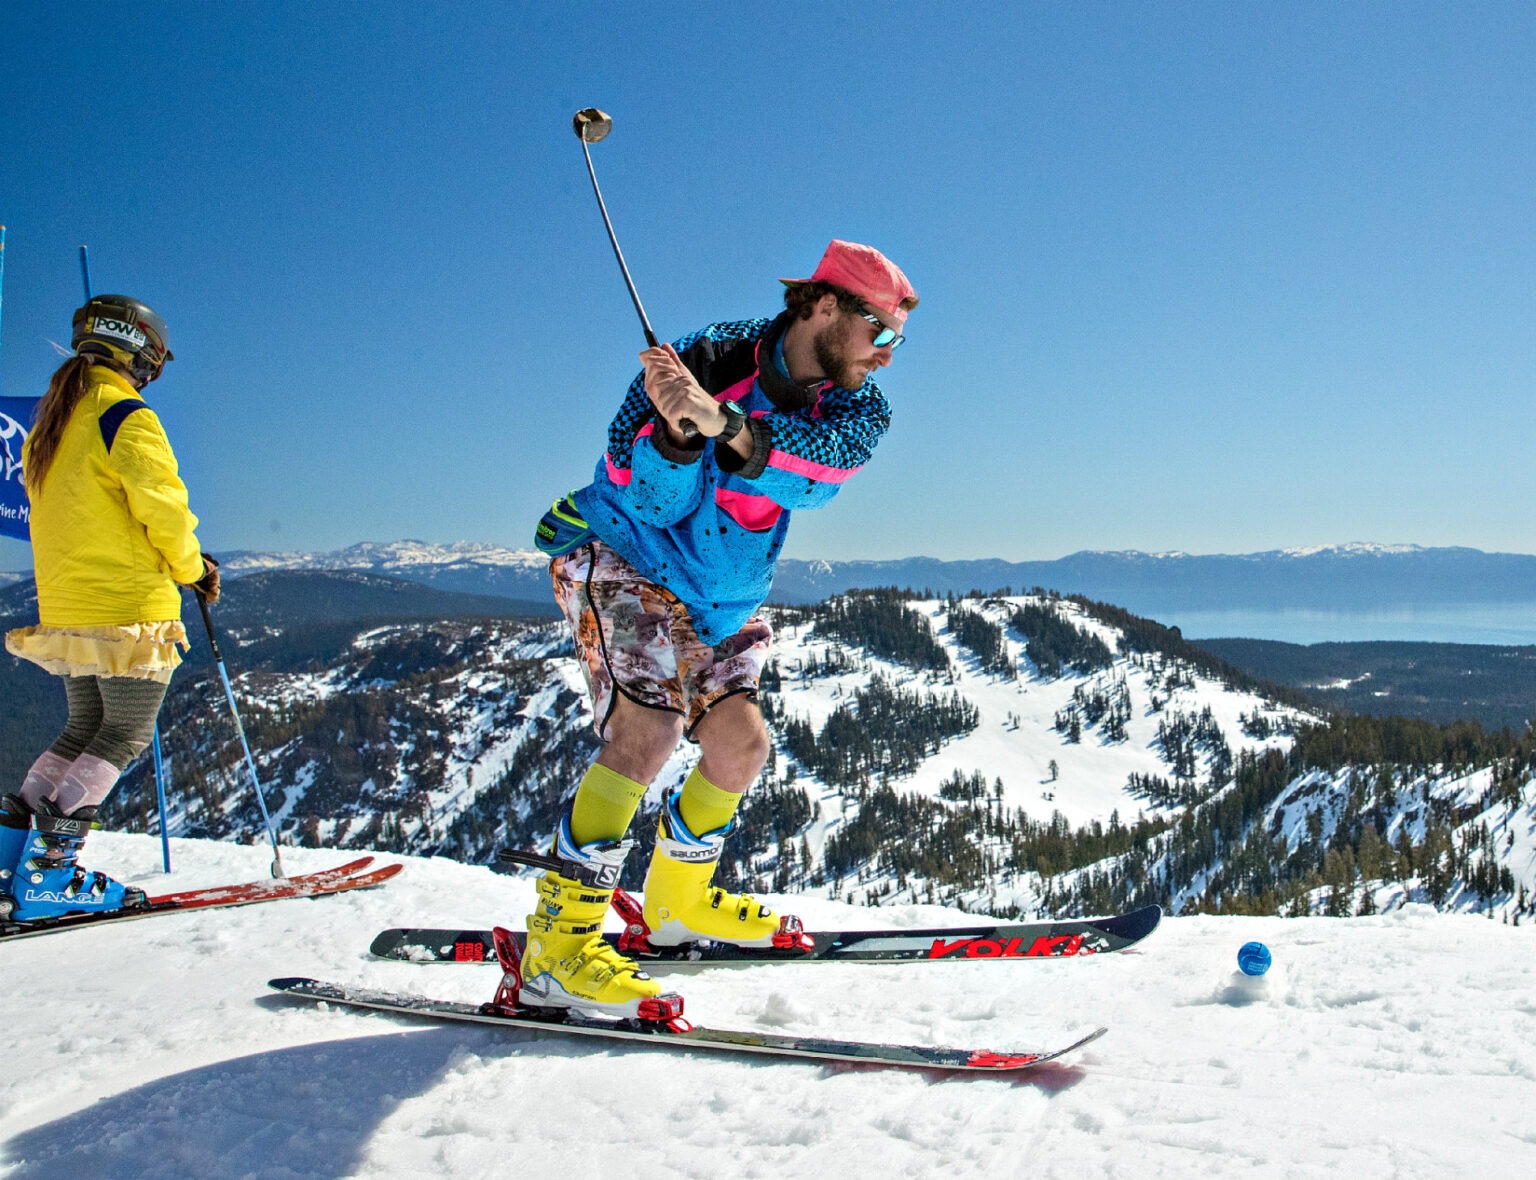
[196,591,286,878]
[80,243,175,868]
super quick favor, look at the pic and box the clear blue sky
[2,2,1533,572]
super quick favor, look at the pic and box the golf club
[572,108,697,438]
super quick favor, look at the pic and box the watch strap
[716,400,747,444]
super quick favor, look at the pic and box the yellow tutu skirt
[5,620,189,683]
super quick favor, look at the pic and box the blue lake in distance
[1152,602,1536,646]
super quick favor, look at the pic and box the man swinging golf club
[524,234,919,1016]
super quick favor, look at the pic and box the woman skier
[1,294,217,922]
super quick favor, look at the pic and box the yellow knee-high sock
[675,765,745,837]
[568,763,650,847]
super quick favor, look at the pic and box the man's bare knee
[695,698,770,790]
[601,696,685,782]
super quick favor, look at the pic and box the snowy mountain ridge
[11,540,1535,616]
[219,539,548,575]
[212,538,1436,574]
[197,539,1536,615]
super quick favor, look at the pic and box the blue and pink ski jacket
[570,312,891,644]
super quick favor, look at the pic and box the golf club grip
[655,411,699,441]
[642,327,696,438]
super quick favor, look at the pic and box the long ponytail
[24,356,96,493]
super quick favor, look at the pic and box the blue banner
[0,395,36,541]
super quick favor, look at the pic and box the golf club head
[573,108,613,144]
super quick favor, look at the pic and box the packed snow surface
[3,835,1534,1179]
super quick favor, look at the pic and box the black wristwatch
[716,400,747,444]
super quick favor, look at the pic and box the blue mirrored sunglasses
[855,305,905,350]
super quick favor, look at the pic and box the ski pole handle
[195,589,222,662]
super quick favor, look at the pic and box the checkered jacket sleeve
[740,383,891,510]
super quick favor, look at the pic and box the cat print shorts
[550,541,773,742]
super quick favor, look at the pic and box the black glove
[193,553,221,604]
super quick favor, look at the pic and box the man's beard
[811,317,867,389]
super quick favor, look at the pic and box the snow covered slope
[1,835,1533,1179]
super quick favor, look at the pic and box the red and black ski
[1,856,402,943]
[368,897,1161,968]
[274,926,1107,1073]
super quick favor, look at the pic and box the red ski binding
[772,913,816,953]
[611,888,657,955]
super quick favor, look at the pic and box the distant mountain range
[31,539,1519,615]
[8,538,1527,612]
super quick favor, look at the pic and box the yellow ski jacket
[25,364,204,626]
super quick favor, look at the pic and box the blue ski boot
[0,795,32,920]
[7,800,147,922]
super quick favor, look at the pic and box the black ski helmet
[72,295,173,385]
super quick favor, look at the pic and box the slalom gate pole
[196,592,286,877]
[151,731,172,872]
[79,243,175,867]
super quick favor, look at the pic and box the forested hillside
[28,578,1523,923]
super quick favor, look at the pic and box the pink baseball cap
[781,240,919,328]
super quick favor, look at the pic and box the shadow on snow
[2,1024,497,1180]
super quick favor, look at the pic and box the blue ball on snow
[1237,941,1272,976]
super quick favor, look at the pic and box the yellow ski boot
[520,822,663,1018]
[641,790,800,949]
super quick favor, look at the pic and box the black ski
[268,975,1106,1073]
[369,902,1161,967]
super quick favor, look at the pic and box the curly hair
[783,281,867,320]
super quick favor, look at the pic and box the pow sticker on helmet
[89,317,148,349]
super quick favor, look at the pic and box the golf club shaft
[578,136,697,439]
